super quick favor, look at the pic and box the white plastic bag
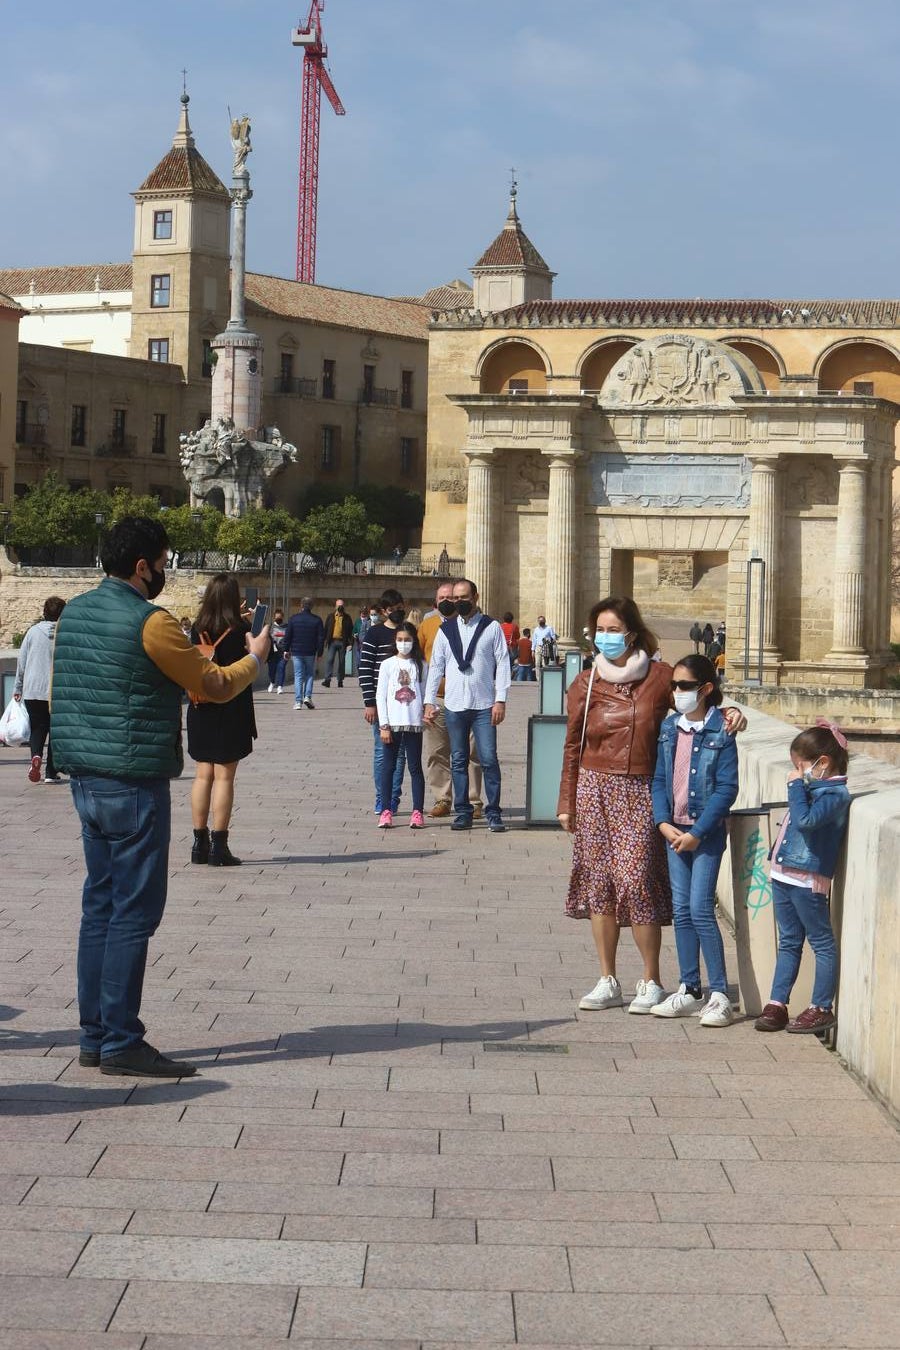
[0,697,30,746]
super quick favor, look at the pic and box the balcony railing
[359,386,398,407]
[96,434,137,457]
[272,376,319,397]
[16,423,47,446]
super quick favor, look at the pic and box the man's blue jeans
[444,706,501,821]
[770,876,837,1010]
[514,664,536,682]
[324,641,346,683]
[72,776,171,1058]
[664,827,728,995]
[373,722,405,811]
[293,654,315,702]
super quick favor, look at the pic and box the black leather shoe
[450,817,472,831]
[79,1049,101,1068]
[100,1042,197,1077]
[488,818,507,833]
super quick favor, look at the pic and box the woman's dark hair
[502,611,514,623]
[43,596,66,622]
[380,587,404,608]
[195,574,245,641]
[394,620,424,680]
[791,725,849,775]
[100,516,169,579]
[672,653,723,706]
[588,596,658,658]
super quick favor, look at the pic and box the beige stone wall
[0,309,19,504]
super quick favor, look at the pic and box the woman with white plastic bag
[13,596,66,781]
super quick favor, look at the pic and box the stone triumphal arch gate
[443,333,897,688]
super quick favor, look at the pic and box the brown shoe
[472,803,484,821]
[428,801,452,818]
[787,1006,836,1035]
[755,1002,789,1032]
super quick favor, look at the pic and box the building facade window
[400,437,417,476]
[151,413,167,455]
[148,338,170,363]
[508,378,529,393]
[279,352,294,392]
[150,274,171,308]
[321,425,340,470]
[15,401,27,442]
[322,358,336,400]
[362,364,375,403]
[111,409,127,448]
[201,339,214,378]
[71,405,87,447]
[401,369,414,408]
[153,210,173,240]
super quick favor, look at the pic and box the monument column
[747,454,782,662]
[543,450,582,646]
[463,449,497,615]
[828,457,870,656]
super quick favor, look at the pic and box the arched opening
[479,340,547,394]
[579,339,636,392]
[722,339,784,392]
[204,486,226,514]
[817,340,900,401]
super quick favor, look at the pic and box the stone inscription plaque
[591,452,751,509]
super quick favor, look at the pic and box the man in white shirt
[424,578,510,833]
[531,614,558,671]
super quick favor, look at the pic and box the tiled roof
[245,272,430,340]
[436,297,900,328]
[394,281,474,311]
[135,145,229,198]
[473,202,552,274]
[0,289,24,314]
[0,264,133,297]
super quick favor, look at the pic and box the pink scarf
[594,649,650,684]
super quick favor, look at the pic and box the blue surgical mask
[594,632,628,660]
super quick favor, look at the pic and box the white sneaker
[628,979,666,1014]
[578,975,623,1011]
[276,686,283,694]
[699,992,734,1027]
[267,683,274,693]
[651,983,702,1018]
[294,701,303,710]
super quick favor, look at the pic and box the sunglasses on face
[671,679,702,691]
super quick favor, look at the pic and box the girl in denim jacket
[651,654,739,1027]
[755,720,850,1036]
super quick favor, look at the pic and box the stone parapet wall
[730,681,900,728]
[720,703,900,1120]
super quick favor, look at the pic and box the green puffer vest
[51,577,184,779]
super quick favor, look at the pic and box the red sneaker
[28,755,42,784]
[754,1002,789,1032]
[787,1006,836,1035]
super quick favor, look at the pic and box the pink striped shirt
[672,727,694,825]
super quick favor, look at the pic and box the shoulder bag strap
[579,666,596,760]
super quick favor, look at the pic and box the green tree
[295,482,424,534]
[9,475,106,548]
[105,486,162,525]
[159,503,222,555]
[215,507,303,562]
[296,496,383,572]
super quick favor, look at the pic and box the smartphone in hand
[250,603,269,638]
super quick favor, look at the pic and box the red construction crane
[292,2,346,284]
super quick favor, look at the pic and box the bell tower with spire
[471,180,555,313]
[131,91,231,391]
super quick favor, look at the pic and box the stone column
[463,450,497,615]
[543,450,581,646]
[829,458,870,656]
[746,455,781,660]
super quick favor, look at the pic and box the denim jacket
[772,777,850,878]
[651,707,739,842]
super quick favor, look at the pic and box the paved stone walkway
[0,680,898,1349]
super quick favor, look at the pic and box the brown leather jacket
[557,658,673,817]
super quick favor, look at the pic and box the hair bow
[815,716,848,750]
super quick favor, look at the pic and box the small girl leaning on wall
[755,719,851,1035]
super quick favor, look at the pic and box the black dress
[186,625,257,764]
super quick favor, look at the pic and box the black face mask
[456,599,474,618]
[143,563,166,600]
[437,599,457,617]
[388,607,406,625]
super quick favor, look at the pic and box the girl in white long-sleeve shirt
[375,623,426,829]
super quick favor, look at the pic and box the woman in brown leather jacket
[557,596,677,1015]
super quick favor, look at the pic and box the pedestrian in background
[689,620,703,653]
[532,614,558,671]
[514,628,537,681]
[500,611,520,664]
[701,622,715,655]
[418,580,483,818]
[359,588,408,814]
[266,607,288,693]
[283,597,324,709]
[322,598,353,688]
[375,621,427,830]
[14,595,66,783]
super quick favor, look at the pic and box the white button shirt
[424,613,511,712]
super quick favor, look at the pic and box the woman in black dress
[188,574,257,866]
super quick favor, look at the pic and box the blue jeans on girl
[770,877,837,1009]
[664,826,728,995]
[380,730,424,815]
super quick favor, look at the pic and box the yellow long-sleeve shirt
[142,610,259,701]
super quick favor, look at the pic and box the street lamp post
[94,511,106,569]
[190,509,202,567]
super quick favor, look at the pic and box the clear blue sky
[6,0,900,300]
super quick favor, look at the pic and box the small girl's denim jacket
[651,706,739,842]
[772,777,850,879]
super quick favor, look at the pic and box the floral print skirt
[565,770,672,926]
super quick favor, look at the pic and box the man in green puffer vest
[51,517,270,1078]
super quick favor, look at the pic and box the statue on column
[229,114,252,175]
[179,417,297,517]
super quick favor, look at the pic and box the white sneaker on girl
[699,991,734,1027]
[651,983,702,1018]
[578,976,623,1010]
